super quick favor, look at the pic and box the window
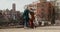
[41,8,45,12]
[41,4,45,7]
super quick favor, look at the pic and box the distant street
[0,26,60,32]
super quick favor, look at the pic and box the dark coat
[23,9,30,20]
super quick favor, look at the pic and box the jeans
[24,19,29,27]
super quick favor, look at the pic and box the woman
[29,12,35,28]
[23,7,30,28]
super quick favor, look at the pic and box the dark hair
[30,12,34,15]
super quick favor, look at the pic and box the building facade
[26,0,55,25]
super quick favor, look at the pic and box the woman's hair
[30,12,34,15]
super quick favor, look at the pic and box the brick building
[36,0,55,24]
[26,0,55,25]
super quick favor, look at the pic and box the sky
[0,0,38,12]
[0,0,51,12]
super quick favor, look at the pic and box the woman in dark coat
[23,8,30,28]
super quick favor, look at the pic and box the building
[26,0,55,25]
[0,3,24,26]
[52,0,60,25]
[1,3,21,23]
[12,3,16,11]
[55,0,60,20]
[36,0,55,25]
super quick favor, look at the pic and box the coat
[23,9,30,21]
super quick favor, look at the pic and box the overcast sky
[0,0,51,12]
[0,0,38,12]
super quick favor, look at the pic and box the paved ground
[0,26,60,32]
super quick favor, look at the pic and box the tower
[12,3,16,11]
[11,3,16,20]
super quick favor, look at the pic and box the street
[0,26,60,32]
